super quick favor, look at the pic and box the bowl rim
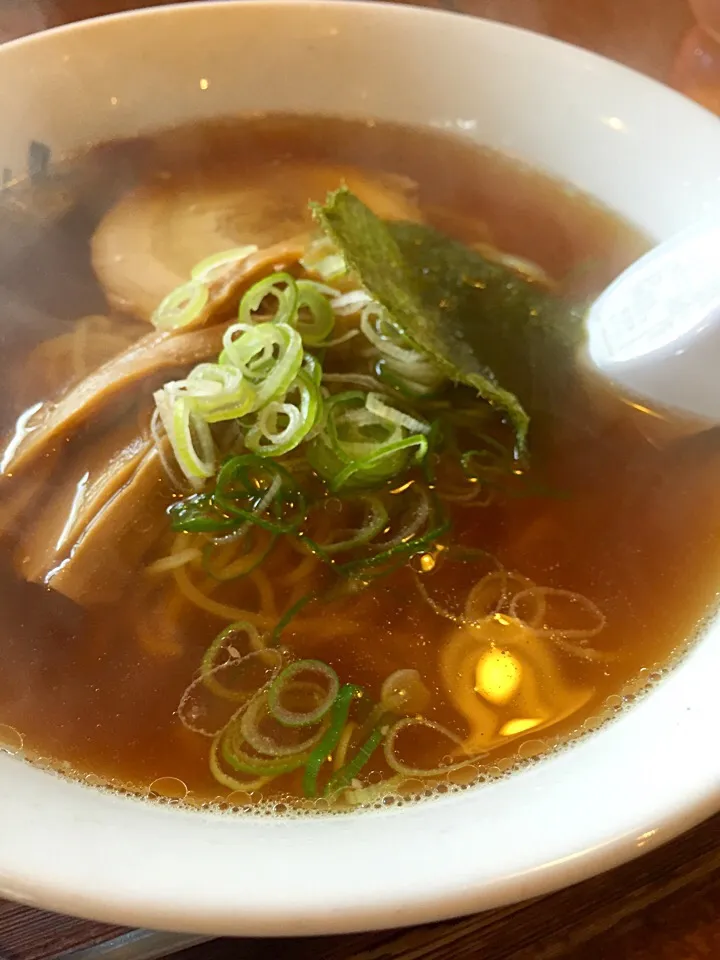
[0,0,719,937]
[1,0,715,112]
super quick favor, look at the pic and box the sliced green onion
[153,363,254,483]
[303,684,360,798]
[268,590,317,645]
[325,391,389,453]
[180,363,255,422]
[154,389,215,486]
[380,669,431,714]
[307,392,395,485]
[304,485,437,578]
[209,734,274,793]
[168,493,239,534]
[306,434,347,488]
[292,280,335,345]
[375,482,430,551]
[200,633,277,702]
[214,455,306,534]
[337,501,450,578]
[383,717,477,777]
[324,724,385,797]
[310,391,365,449]
[300,494,390,563]
[221,728,312,777]
[202,618,262,665]
[268,660,340,728]
[307,391,430,491]
[315,256,346,280]
[191,245,259,285]
[173,397,215,482]
[221,321,303,409]
[240,691,328,757]
[366,392,431,435]
[360,302,444,397]
[375,359,439,399]
[300,236,346,281]
[238,272,298,326]
[330,289,372,317]
[360,303,419,364]
[152,280,209,331]
[301,488,442,576]
[177,647,282,736]
[245,368,321,458]
[302,352,323,386]
[332,434,428,491]
[247,401,303,456]
[322,372,385,392]
[315,495,389,556]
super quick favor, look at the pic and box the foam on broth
[0,116,718,813]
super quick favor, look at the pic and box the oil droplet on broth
[147,776,189,801]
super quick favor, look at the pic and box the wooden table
[0,1,719,958]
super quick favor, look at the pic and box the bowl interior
[0,0,719,936]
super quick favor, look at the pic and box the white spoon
[585,220,720,431]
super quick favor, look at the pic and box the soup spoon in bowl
[585,219,720,430]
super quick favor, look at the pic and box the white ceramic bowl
[1,0,720,936]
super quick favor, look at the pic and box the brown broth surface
[0,116,718,810]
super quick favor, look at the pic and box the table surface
[0,1,719,958]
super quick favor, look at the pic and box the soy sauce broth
[0,116,718,811]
